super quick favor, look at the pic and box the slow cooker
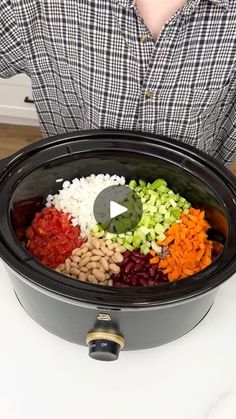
[0,130,235,361]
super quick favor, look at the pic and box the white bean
[65,258,71,273]
[92,269,106,282]
[100,258,109,271]
[81,246,89,254]
[87,262,98,270]
[79,272,87,281]
[92,249,104,256]
[81,251,92,259]
[112,252,123,263]
[109,263,120,274]
[79,257,90,267]
[101,246,114,257]
[90,255,101,262]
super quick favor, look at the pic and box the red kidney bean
[131,277,138,286]
[111,250,168,287]
[123,251,131,258]
[149,266,156,277]
[141,272,149,279]
[133,264,141,272]
[139,279,148,286]
[135,262,144,271]
[148,280,155,286]
[131,255,141,263]
[125,261,134,274]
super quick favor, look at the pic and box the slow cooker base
[8,267,218,351]
[14,289,214,351]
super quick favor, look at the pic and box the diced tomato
[26,207,83,268]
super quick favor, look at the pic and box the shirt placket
[133,8,186,132]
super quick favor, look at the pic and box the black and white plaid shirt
[1,0,236,167]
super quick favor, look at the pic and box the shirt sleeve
[0,0,27,78]
[212,87,236,170]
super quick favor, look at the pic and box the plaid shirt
[1,0,236,167]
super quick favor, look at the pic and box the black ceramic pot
[0,130,235,361]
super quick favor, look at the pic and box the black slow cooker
[0,130,235,361]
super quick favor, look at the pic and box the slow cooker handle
[86,331,125,361]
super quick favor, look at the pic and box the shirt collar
[115,0,229,11]
[210,0,229,9]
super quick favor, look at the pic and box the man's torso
[4,0,236,165]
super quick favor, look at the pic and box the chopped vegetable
[155,208,213,281]
[101,178,190,253]
[26,207,83,268]
[150,256,159,264]
[23,174,223,287]
[46,174,125,236]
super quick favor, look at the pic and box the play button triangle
[110,201,128,219]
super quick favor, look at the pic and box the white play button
[110,201,128,219]
[93,185,143,234]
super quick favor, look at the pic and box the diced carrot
[154,207,214,282]
[188,215,198,222]
[187,221,196,229]
[168,271,180,281]
[183,268,194,276]
[164,267,173,274]
[180,230,187,240]
[159,259,167,268]
[158,235,175,246]
[150,250,156,257]
[150,256,159,264]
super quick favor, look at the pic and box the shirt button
[139,34,149,44]
[145,90,154,100]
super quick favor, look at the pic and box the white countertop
[0,259,236,419]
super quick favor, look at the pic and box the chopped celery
[132,234,142,247]
[154,223,166,234]
[105,232,116,239]
[163,221,171,229]
[157,185,169,193]
[169,198,177,207]
[151,179,167,190]
[160,194,167,204]
[157,233,166,242]
[164,210,171,219]
[184,203,191,209]
[92,177,191,255]
[149,229,156,240]
[139,179,146,187]
[129,180,137,189]
[92,224,99,234]
[140,243,150,254]
[94,230,105,238]
[139,226,150,235]
[159,205,167,214]
[124,243,134,251]
[171,208,182,218]
[151,242,162,253]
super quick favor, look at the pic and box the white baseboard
[0,115,40,127]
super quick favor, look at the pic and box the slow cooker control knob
[86,331,125,361]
